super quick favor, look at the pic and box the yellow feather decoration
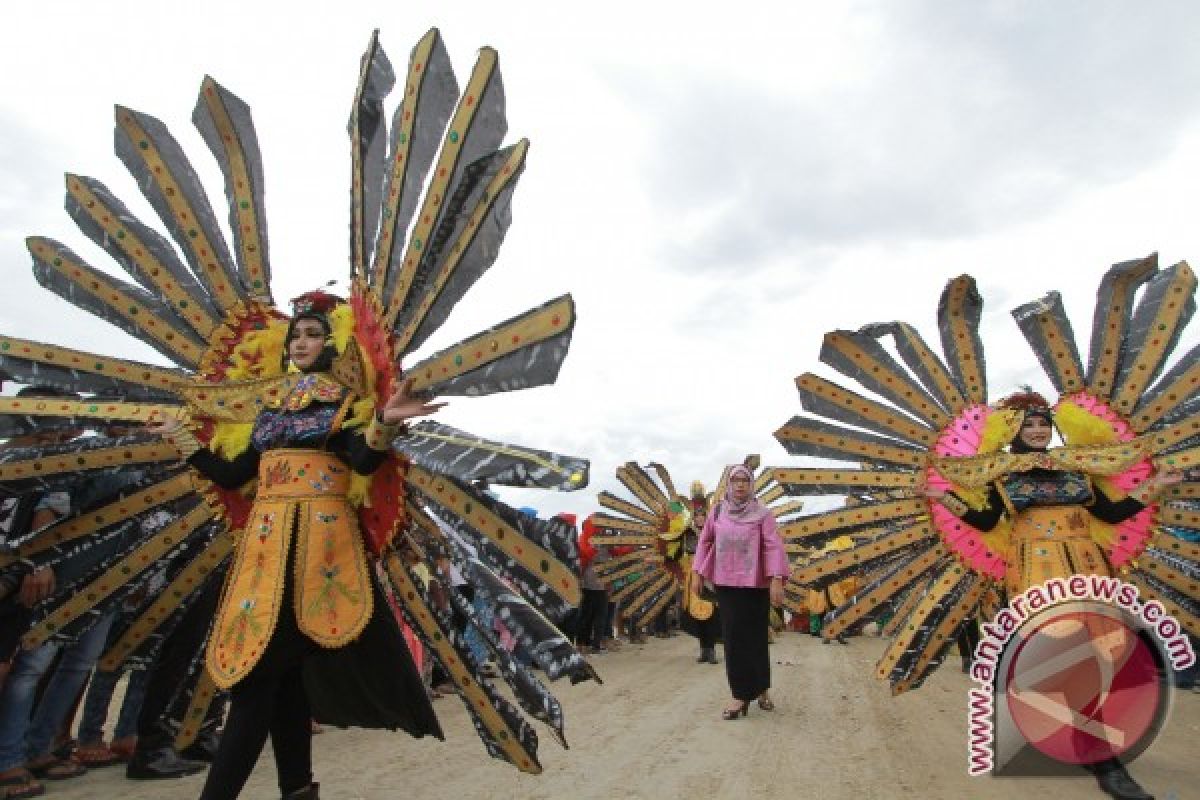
[979,409,1022,454]
[1054,400,1119,446]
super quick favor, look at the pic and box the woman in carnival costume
[0,27,595,800]
[776,263,1195,800]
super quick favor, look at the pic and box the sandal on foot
[757,696,776,711]
[108,738,137,762]
[73,744,121,768]
[721,702,749,720]
[27,756,86,781]
[0,770,44,800]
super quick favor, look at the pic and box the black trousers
[715,586,770,702]
[696,613,719,650]
[576,589,608,647]
[198,587,315,800]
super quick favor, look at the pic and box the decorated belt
[1010,505,1092,542]
[256,449,350,499]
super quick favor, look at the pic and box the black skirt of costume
[304,572,442,736]
[715,586,770,702]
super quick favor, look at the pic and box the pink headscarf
[720,465,770,522]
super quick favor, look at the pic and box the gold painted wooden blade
[769,497,806,521]
[779,497,928,542]
[594,553,652,583]
[819,330,951,429]
[390,141,529,353]
[65,174,221,337]
[615,464,668,518]
[22,503,215,649]
[405,295,574,393]
[0,472,199,569]
[638,579,680,624]
[405,465,579,607]
[892,574,987,694]
[759,483,786,506]
[1160,505,1200,531]
[1149,526,1200,561]
[791,520,935,585]
[623,462,670,510]
[1012,290,1086,394]
[1125,573,1200,638]
[369,27,444,292]
[0,333,182,394]
[623,571,675,621]
[1155,446,1200,472]
[27,237,206,366]
[0,396,180,425]
[381,549,543,774]
[775,416,927,469]
[1129,346,1200,433]
[937,275,988,406]
[882,583,925,637]
[0,440,180,483]
[1138,553,1199,600]
[1086,255,1158,400]
[823,545,948,640]
[590,512,658,537]
[610,571,658,605]
[1144,413,1200,454]
[646,462,680,504]
[796,373,938,447]
[112,108,244,311]
[874,321,968,414]
[99,531,232,670]
[384,46,501,326]
[194,79,273,304]
[590,534,657,547]
[1111,262,1198,416]
[597,491,659,525]
[173,671,219,752]
[178,374,299,423]
[770,467,920,495]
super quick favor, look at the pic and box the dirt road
[44,632,1199,799]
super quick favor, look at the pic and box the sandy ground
[41,632,1199,800]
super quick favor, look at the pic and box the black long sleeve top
[952,468,1146,532]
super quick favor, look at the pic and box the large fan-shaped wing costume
[0,28,593,773]
[775,260,1198,694]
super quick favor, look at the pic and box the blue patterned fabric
[1001,469,1092,512]
[251,403,340,451]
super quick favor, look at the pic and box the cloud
[616,2,1200,275]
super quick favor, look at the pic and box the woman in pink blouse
[691,465,790,719]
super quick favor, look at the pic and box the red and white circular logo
[1004,606,1164,765]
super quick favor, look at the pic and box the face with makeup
[287,317,328,372]
[1017,414,1054,451]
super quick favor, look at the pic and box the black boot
[125,747,207,780]
[696,649,708,663]
[179,727,219,763]
[283,782,320,799]
[1090,759,1153,800]
[706,648,719,664]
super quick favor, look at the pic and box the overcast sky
[2,1,1199,521]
